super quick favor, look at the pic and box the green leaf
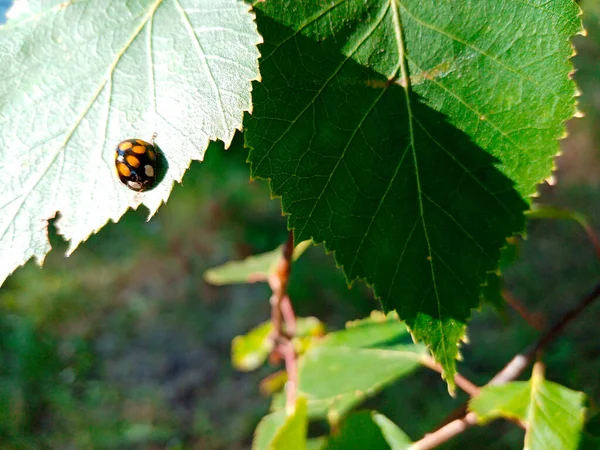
[232,321,274,372]
[321,311,412,350]
[372,413,412,450]
[480,271,506,312]
[323,411,391,450]
[232,316,324,372]
[0,0,261,286]
[296,313,426,419]
[471,371,586,450]
[253,396,307,450]
[247,1,579,388]
[204,240,312,285]
[306,438,328,450]
[479,240,519,312]
[295,316,326,339]
[259,371,288,397]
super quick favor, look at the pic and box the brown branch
[268,231,298,409]
[412,413,479,450]
[413,279,600,449]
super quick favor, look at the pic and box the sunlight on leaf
[0,0,261,286]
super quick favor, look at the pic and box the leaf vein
[172,0,228,133]
[397,1,562,102]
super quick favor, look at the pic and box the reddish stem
[280,294,297,336]
[267,231,298,410]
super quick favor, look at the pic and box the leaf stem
[268,231,298,410]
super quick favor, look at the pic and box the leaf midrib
[391,0,451,371]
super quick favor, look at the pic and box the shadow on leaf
[245,12,527,383]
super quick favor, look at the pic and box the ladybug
[115,138,158,192]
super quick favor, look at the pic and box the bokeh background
[1,1,600,449]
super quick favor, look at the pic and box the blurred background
[2,1,600,449]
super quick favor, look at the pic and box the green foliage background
[1,0,600,449]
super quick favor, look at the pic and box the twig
[412,413,479,450]
[491,280,600,385]
[502,289,545,331]
[412,280,600,449]
[581,221,600,261]
[267,231,297,409]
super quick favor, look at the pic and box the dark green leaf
[246,0,579,388]
[324,411,390,450]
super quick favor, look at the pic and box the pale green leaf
[233,316,324,372]
[306,437,328,450]
[232,321,274,372]
[253,396,307,450]
[471,374,586,450]
[0,0,261,286]
[372,413,412,450]
[294,316,325,338]
[246,0,580,388]
[204,240,312,285]
[296,313,426,419]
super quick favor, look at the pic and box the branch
[412,413,479,450]
[502,289,545,331]
[412,279,600,449]
[491,280,600,385]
